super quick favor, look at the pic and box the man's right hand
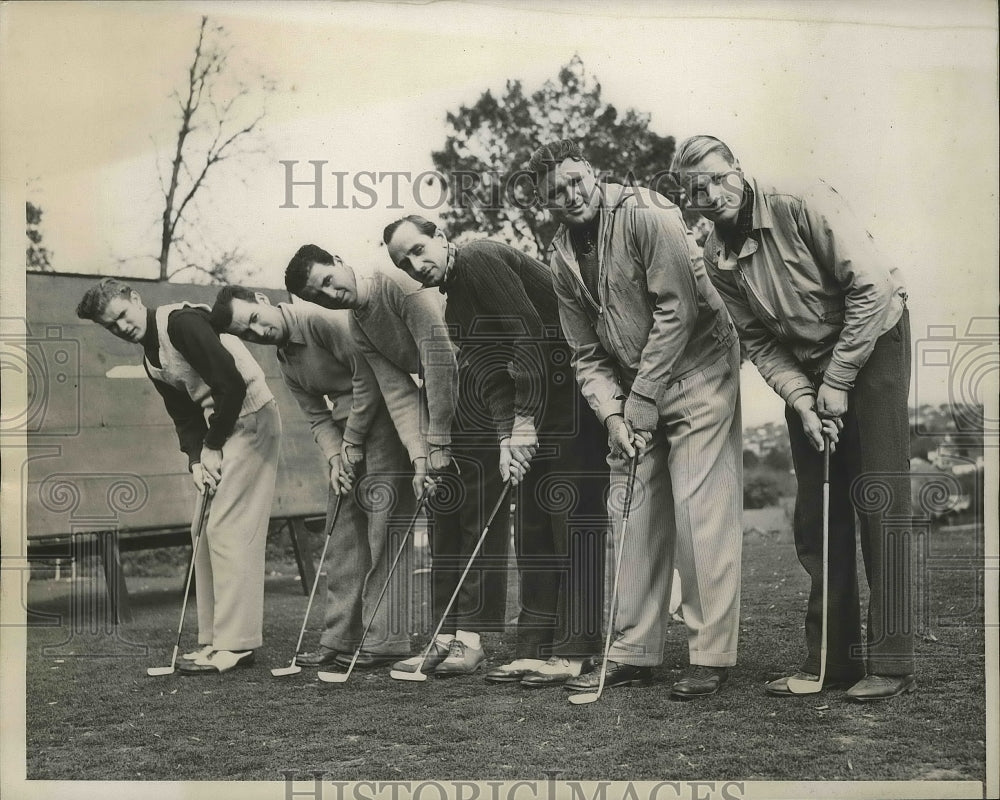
[412,457,435,499]
[329,455,353,495]
[792,395,842,452]
[606,414,640,460]
[191,463,217,495]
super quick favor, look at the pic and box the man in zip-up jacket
[76,278,281,675]
[526,139,744,698]
[672,134,913,702]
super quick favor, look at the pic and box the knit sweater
[351,269,458,460]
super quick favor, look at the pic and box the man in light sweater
[284,246,510,676]
[76,278,280,675]
[210,286,416,669]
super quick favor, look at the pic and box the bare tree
[157,16,271,282]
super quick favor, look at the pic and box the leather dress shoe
[295,645,341,668]
[671,666,729,698]
[485,658,545,684]
[765,671,858,696]
[434,639,486,676]
[391,640,451,674]
[521,656,587,688]
[177,649,255,674]
[564,660,651,691]
[181,644,214,662]
[334,651,400,669]
[846,674,916,702]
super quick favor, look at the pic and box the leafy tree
[763,445,792,472]
[156,16,272,282]
[26,201,53,271]
[431,55,679,257]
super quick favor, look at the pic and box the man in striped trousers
[526,139,744,698]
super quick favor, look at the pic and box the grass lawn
[22,520,987,785]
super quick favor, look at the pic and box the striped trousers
[608,343,743,667]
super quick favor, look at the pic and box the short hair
[285,244,336,295]
[671,135,738,174]
[525,139,586,183]
[75,277,135,322]
[210,285,258,332]
[382,214,438,246]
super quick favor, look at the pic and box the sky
[2,0,998,426]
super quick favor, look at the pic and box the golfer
[526,139,744,698]
[283,246,510,676]
[210,287,415,669]
[76,278,280,674]
[672,134,914,701]
[383,215,609,688]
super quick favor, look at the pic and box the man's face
[98,292,147,343]
[300,257,358,309]
[226,297,288,346]
[386,221,449,287]
[678,152,744,226]
[537,157,601,227]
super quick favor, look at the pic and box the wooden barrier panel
[23,273,330,539]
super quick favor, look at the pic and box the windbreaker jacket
[549,182,736,423]
[702,177,907,408]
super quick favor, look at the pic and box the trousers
[785,310,913,678]
[609,344,743,667]
[319,403,414,654]
[193,399,281,651]
[513,389,608,658]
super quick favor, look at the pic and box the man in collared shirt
[209,286,416,669]
[283,246,509,677]
[525,138,745,698]
[76,278,280,675]
[673,134,914,701]
[383,215,608,688]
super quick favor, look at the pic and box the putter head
[568,692,600,705]
[786,676,823,694]
[317,670,350,683]
[270,665,302,677]
[146,666,176,677]
[389,669,428,682]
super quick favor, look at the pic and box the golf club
[319,484,435,683]
[147,489,213,677]
[569,449,640,705]
[390,481,513,682]
[788,433,831,695]
[271,490,344,677]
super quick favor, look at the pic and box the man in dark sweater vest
[384,215,609,687]
[76,278,281,674]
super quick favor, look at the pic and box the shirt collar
[277,304,305,348]
[439,241,458,294]
[140,307,158,352]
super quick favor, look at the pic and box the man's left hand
[816,384,849,420]
[200,447,223,485]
